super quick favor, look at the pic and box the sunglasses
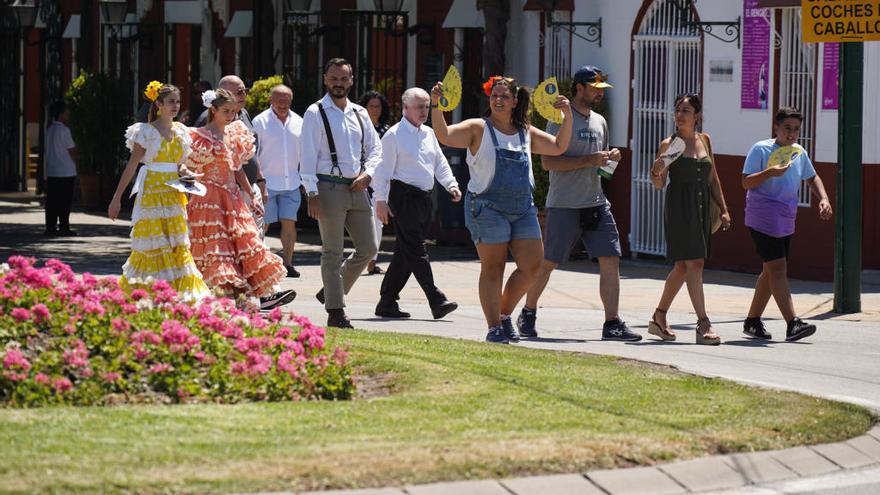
[233,88,249,96]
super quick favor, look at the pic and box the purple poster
[822,43,839,110]
[741,0,770,110]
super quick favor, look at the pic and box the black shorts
[749,228,792,262]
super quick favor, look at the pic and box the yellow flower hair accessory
[144,81,163,102]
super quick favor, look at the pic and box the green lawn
[0,329,874,494]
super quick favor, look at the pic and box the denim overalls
[465,119,540,244]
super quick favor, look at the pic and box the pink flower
[275,326,292,339]
[111,318,131,334]
[193,351,206,362]
[333,347,350,367]
[63,340,90,368]
[10,307,30,322]
[267,307,283,323]
[160,320,200,354]
[53,377,73,393]
[277,351,300,377]
[148,363,171,374]
[102,372,120,383]
[121,303,138,314]
[130,330,161,346]
[7,256,34,270]
[81,300,105,316]
[30,303,50,323]
[3,371,28,381]
[130,289,148,301]
[34,373,50,384]
[2,349,31,371]
[151,279,172,292]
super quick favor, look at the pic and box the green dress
[664,155,713,261]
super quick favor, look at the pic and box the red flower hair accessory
[482,75,514,96]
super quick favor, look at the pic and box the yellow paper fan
[533,77,563,124]
[438,66,462,112]
[767,145,803,169]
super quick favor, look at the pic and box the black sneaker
[57,229,77,237]
[743,317,772,340]
[516,309,538,338]
[259,289,297,310]
[485,325,509,344]
[286,265,300,278]
[316,288,325,304]
[602,319,642,342]
[501,317,521,342]
[327,309,353,329]
[786,318,816,342]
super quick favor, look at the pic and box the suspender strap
[318,101,368,177]
[317,102,341,176]
[484,118,525,148]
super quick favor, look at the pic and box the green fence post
[833,42,863,313]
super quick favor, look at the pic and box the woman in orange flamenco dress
[184,88,291,305]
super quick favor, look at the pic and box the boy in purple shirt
[741,107,832,342]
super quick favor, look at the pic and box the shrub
[0,257,353,407]
[65,71,130,178]
[245,75,284,118]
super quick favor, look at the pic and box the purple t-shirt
[742,139,815,238]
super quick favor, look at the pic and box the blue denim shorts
[264,188,302,224]
[464,194,542,245]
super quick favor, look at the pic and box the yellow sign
[802,0,880,43]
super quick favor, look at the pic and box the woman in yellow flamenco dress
[108,82,210,300]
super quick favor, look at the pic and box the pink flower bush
[0,257,353,407]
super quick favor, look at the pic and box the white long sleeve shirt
[299,93,382,194]
[251,107,303,191]
[372,117,458,202]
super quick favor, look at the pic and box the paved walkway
[3,196,879,494]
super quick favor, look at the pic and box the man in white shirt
[252,84,304,278]
[301,58,382,329]
[44,101,78,237]
[372,88,461,320]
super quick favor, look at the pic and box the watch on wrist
[307,190,319,198]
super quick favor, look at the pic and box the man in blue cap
[516,66,641,341]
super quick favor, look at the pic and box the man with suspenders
[300,58,382,328]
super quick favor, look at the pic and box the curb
[280,425,880,495]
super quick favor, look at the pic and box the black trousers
[379,180,445,305]
[45,176,75,232]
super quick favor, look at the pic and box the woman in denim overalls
[430,77,573,343]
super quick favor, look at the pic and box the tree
[477,0,510,77]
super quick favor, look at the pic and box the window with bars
[778,9,816,207]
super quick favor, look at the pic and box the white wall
[544,0,880,162]
[506,2,541,84]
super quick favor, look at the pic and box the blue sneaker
[501,317,521,342]
[516,309,538,338]
[486,325,509,344]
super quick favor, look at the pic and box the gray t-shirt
[545,108,609,208]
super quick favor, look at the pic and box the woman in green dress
[647,93,731,345]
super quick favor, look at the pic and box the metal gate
[0,4,21,191]
[282,12,325,114]
[778,8,816,207]
[340,10,408,116]
[630,0,702,256]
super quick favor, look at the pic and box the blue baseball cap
[573,65,613,88]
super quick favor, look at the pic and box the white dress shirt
[299,93,382,194]
[252,107,303,191]
[372,117,458,202]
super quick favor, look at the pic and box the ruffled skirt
[187,182,284,298]
[120,168,211,300]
